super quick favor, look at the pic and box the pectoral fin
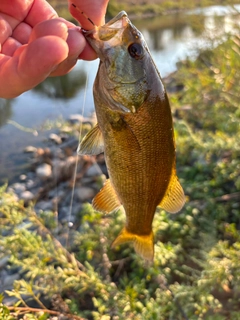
[159,172,185,213]
[111,227,154,261]
[77,123,104,155]
[92,179,121,214]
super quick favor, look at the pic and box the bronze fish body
[78,11,185,261]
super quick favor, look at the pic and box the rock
[52,157,76,182]
[49,133,62,145]
[20,190,34,202]
[58,205,80,221]
[48,182,68,199]
[26,179,35,189]
[58,206,69,220]
[86,164,102,177]
[59,133,69,142]
[74,186,95,202]
[11,182,26,194]
[19,174,27,181]
[52,159,65,181]
[3,296,19,306]
[2,273,20,291]
[35,200,53,212]
[36,163,52,180]
[24,146,37,153]
[0,256,9,268]
[60,137,78,150]
[68,114,92,125]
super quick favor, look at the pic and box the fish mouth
[82,11,129,45]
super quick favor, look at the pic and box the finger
[0,0,57,26]
[0,16,12,45]
[0,0,34,22]
[50,27,87,76]
[25,0,58,27]
[12,22,32,44]
[29,18,69,43]
[68,0,109,60]
[0,36,68,98]
[1,37,21,56]
[29,19,87,76]
[69,0,109,29]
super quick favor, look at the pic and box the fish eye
[128,43,144,60]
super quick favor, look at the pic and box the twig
[167,285,189,320]
[188,192,240,208]
[213,192,240,203]
[29,209,87,275]
[7,306,87,320]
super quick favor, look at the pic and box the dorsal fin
[77,123,104,155]
[158,171,185,213]
[92,179,121,214]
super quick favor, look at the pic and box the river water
[0,4,239,183]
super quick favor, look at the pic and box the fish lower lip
[82,28,95,38]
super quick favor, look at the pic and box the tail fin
[111,227,154,261]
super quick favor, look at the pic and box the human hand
[0,0,108,99]
[69,0,109,60]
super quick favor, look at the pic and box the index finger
[69,0,109,30]
[0,0,58,27]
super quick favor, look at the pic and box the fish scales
[78,11,185,261]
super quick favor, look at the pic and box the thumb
[0,36,68,98]
[18,36,69,84]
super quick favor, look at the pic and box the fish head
[83,11,154,113]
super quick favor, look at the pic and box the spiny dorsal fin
[111,227,154,261]
[77,123,104,155]
[92,179,121,214]
[159,172,185,214]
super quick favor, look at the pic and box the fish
[77,11,185,261]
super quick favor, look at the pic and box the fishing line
[66,66,90,248]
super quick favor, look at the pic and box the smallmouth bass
[78,11,185,261]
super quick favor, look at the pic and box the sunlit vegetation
[48,0,240,20]
[1,2,240,320]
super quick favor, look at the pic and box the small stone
[19,174,27,181]
[75,186,95,202]
[86,164,102,177]
[68,114,84,124]
[0,256,9,268]
[52,157,76,182]
[20,190,34,202]
[49,133,62,144]
[68,114,94,125]
[36,163,52,179]
[2,273,20,290]
[24,146,37,153]
[11,182,26,194]
[35,200,53,211]
[58,206,69,220]
[26,179,35,189]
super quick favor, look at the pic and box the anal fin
[159,172,185,214]
[92,179,121,214]
[111,227,154,261]
[77,123,104,155]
